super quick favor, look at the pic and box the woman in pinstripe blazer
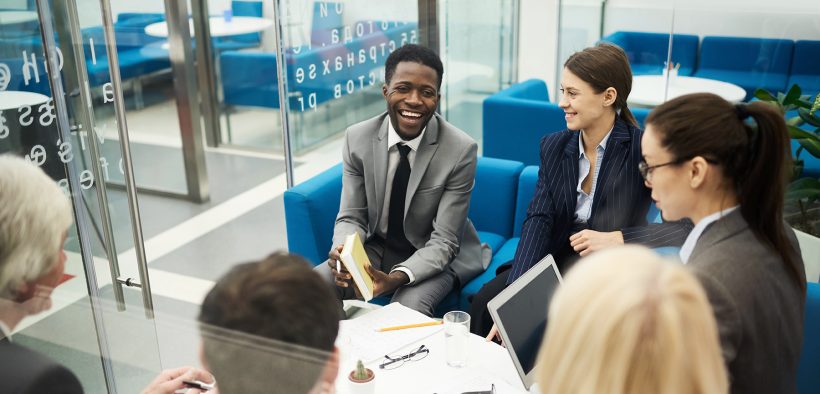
[470,44,693,337]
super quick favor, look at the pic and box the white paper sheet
[337,303,443,363]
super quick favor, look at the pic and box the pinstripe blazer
[507,117,693,283]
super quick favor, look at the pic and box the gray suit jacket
[688,210,806,394]
[0,339,84,394]
[332,112,483,286]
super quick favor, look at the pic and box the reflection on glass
[221,0,419,155]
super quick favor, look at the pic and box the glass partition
[440,0,518,148]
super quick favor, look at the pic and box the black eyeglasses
[639,157,718,181]
[379,344,429,370]
[639,157,692,181]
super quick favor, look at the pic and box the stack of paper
[337,303,443,363]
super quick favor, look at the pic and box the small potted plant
[348,359,375,394]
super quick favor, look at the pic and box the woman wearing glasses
[641,93,806,394]
[471,43,693,337]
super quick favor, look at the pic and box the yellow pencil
[376,321,443,332]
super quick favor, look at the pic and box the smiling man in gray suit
[319,44,482,316]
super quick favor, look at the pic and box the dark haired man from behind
[317,43,484,316]
[199,253,341,394]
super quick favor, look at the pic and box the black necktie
[383,144,417,271]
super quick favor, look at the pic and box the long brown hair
[646,93,804,293]
[564,43,638,128]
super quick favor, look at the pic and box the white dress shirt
[0,319,12,342]
[378,119,426,283]
[679,205,740,263]
[575,128,612,223]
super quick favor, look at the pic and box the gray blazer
[0,339,84,394]
[688,209,806,394]
[332,112,483,286]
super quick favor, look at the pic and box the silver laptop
[487,255,563,390]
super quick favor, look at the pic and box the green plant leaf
[777,92,786,102]
[792,160,804,179]
[754,88,777,102]
[788,125,818,140]
[787,117,804,126]
[798,108,820,127]
[796,98,814,109]
[787,178,820,202]
[797,137,820,158]
[784,84,802,105]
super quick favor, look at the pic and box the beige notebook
[340,232,375,301]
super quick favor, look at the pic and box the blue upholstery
[632,107,650,128]
[695,36,794,100]
[459,163,536,310]
[798,282,820,393]
[789,40,820,98]
[81,24,170,86]
[284,157,525,315]
[601,31,699,76]
[482,79,564,166]
[284,163,343,265]
[513,166,539,237]
[220,51,282,108]
[469,157,525,239]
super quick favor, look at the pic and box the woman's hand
[569,230,624,256]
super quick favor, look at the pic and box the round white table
[0,10,38,25]
[144,16,273,38]
[0,91,49,111]
[629,75,747,107]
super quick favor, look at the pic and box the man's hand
[569,230,624,257]
[364,264,409,297]
[327,244,355,290]
[140,366,215,394]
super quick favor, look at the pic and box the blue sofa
[798,282,820,394]
[695,36,794,101]
[601,31,699,76]
[284,156,526,315]
[482,79,650,166]
[789,40,820,98]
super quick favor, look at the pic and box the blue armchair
[284,157,526,315]
[482,79,564,166]
[601,31,699,76]
[695,36,794,101]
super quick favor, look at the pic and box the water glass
[443,311,470,368]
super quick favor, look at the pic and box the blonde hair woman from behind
[535,246,727,394]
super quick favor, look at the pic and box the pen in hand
[183,380,215,391]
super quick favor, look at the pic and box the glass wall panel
[440,0,517,149]
[1,0,166,392]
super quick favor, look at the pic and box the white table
[628,75,747,107]
[335,316,528,393]
[0,91,49,111]
[144,16,273,38]
[0,10,38,25]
